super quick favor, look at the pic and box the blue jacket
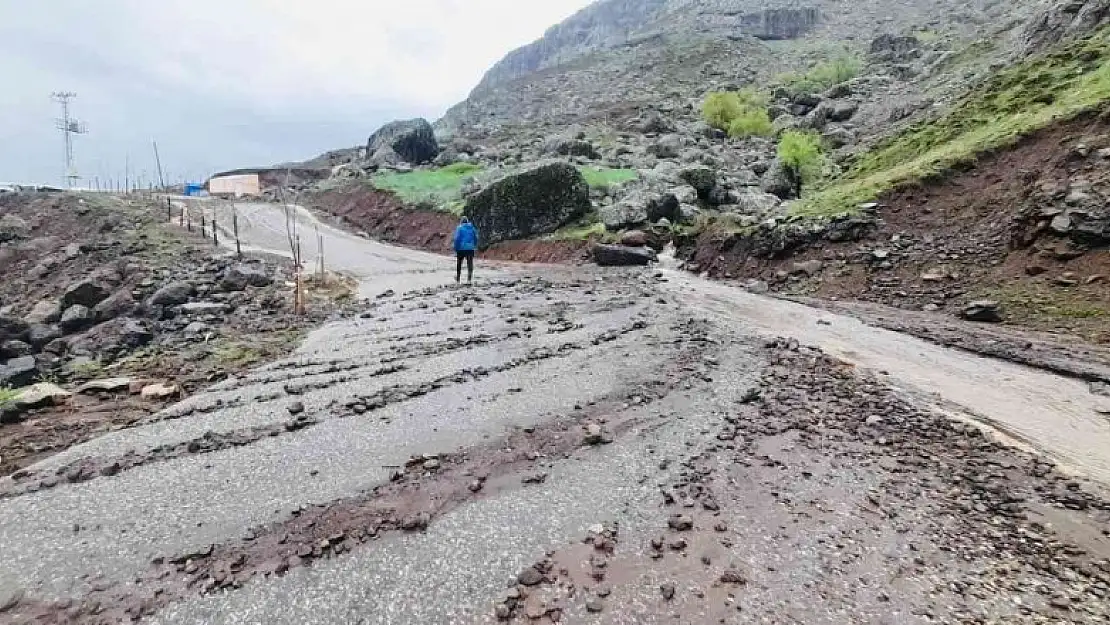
[453,222,478,252]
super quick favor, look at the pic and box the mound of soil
[679,114,1110,342]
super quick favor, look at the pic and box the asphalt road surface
[2,202,1108,624]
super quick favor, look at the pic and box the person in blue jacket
[453,216,479,284]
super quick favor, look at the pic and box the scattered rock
[140,382,180,400]
[23,300,60,325]
[0,355,38,388]
[660,582,676,600]
[720,567,748,585]
[961,300,1002,322]
[93,291,136,322]
[76,377,134,394]
[148,281,196,307]
[60,280,110,310]
[59,305,95,332]
[791,260,824,277]
[0,340,32,359]
[667,514,693,531]
[0,316,30,343]
[620,230,648,247]
[221,264,273,291]
[180,302,230,315]
[11,382,71,410]
[287,401,305,416]
[517,566,544,586]
[585,599,604,613]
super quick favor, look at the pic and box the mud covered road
[2,202,1109,624]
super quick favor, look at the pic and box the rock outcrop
[739,7,820,40]
[1022,0,1110,53]
[464,163,592,246]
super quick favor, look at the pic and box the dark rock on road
[592,243,656,266]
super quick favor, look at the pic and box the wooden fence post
[233,212,242,259]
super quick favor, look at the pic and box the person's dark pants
[456,250,475,282]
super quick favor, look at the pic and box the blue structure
[183,183,205,197]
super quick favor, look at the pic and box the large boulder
[464,163,591,246]
[592,244,657,266]
[221,264,273,291]
[148,281,195,307]
[366,119,439,166]
[0,316,30,343]
[60,280,110,310]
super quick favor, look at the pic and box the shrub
[703,88,773,135]
[778,130,825,186]
[728,108,774,138]
[702,92,744,130]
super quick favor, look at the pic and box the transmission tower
[51,92,88,189]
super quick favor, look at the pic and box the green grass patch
[794,28,1110,217]
[0,385,17,404]
[372,162,482,212]
[578,166,638,190]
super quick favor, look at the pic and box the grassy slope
[796,27,1110,216]
[371,163,482,214]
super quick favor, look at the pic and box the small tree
[777,130,825,193]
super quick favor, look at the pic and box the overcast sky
[0,0,594,187]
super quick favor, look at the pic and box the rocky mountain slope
[293,0,1110,342]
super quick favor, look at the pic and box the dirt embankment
[0,192,354,475]
[304,183,591,264]
[679,114,1110,342]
